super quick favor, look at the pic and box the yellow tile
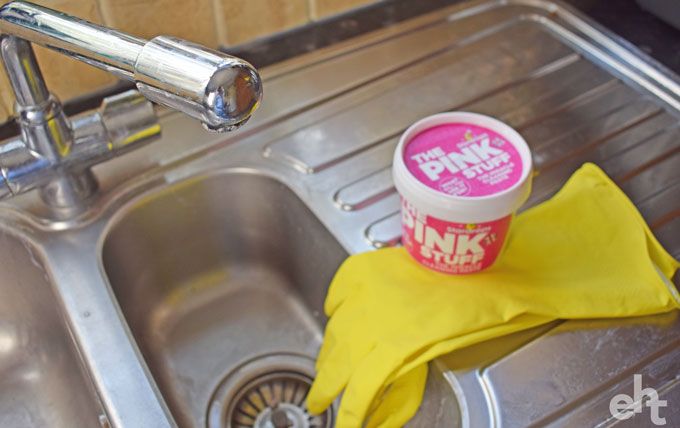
[215,0,309,46]
[1,0,117,105]
[313,0,378,19]
[0,91,9,124]
[99,0,218,47]
[0,68,13,120]
[34,48,118,103]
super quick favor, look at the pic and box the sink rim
[96,167,299,248]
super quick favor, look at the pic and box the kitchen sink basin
[102,172,348,427]
[0,230,102,427]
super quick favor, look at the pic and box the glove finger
[366,363,428,428]
[311,292,378,415]
[392,313,555,380]
[335,345,403,428]
[315,304,374,369]
[307,332,358,415]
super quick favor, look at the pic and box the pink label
[401,198,511,274]
[404,123,523,197]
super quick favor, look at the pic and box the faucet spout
[0,0,262,131]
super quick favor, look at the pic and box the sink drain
[207,353,334,428]
[230,371,328,428]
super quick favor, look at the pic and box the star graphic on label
[464,130,474,141]
[466,223,477,230]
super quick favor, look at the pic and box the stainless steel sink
[0,229,102,427]
[0,0,678,427]
[102,173,347,427]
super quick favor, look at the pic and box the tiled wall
[0,0,379,124]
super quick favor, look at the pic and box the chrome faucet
[0,1,262,209]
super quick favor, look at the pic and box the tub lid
[403,122,524,197]
[393,112,533,223]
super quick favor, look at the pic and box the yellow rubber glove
[307,163,680,427]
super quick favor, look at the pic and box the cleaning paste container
[393,112,532,274]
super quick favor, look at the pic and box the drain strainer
[230,371,328,428]
[207,353,334,428]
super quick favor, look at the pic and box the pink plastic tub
[393,112,533,274]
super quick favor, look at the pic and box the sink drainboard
[207,354,334,428]
[91,1,680,426]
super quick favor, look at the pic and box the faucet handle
[134,36,262,133]
[70,90,161,164]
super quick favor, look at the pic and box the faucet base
[40,169,98,209]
